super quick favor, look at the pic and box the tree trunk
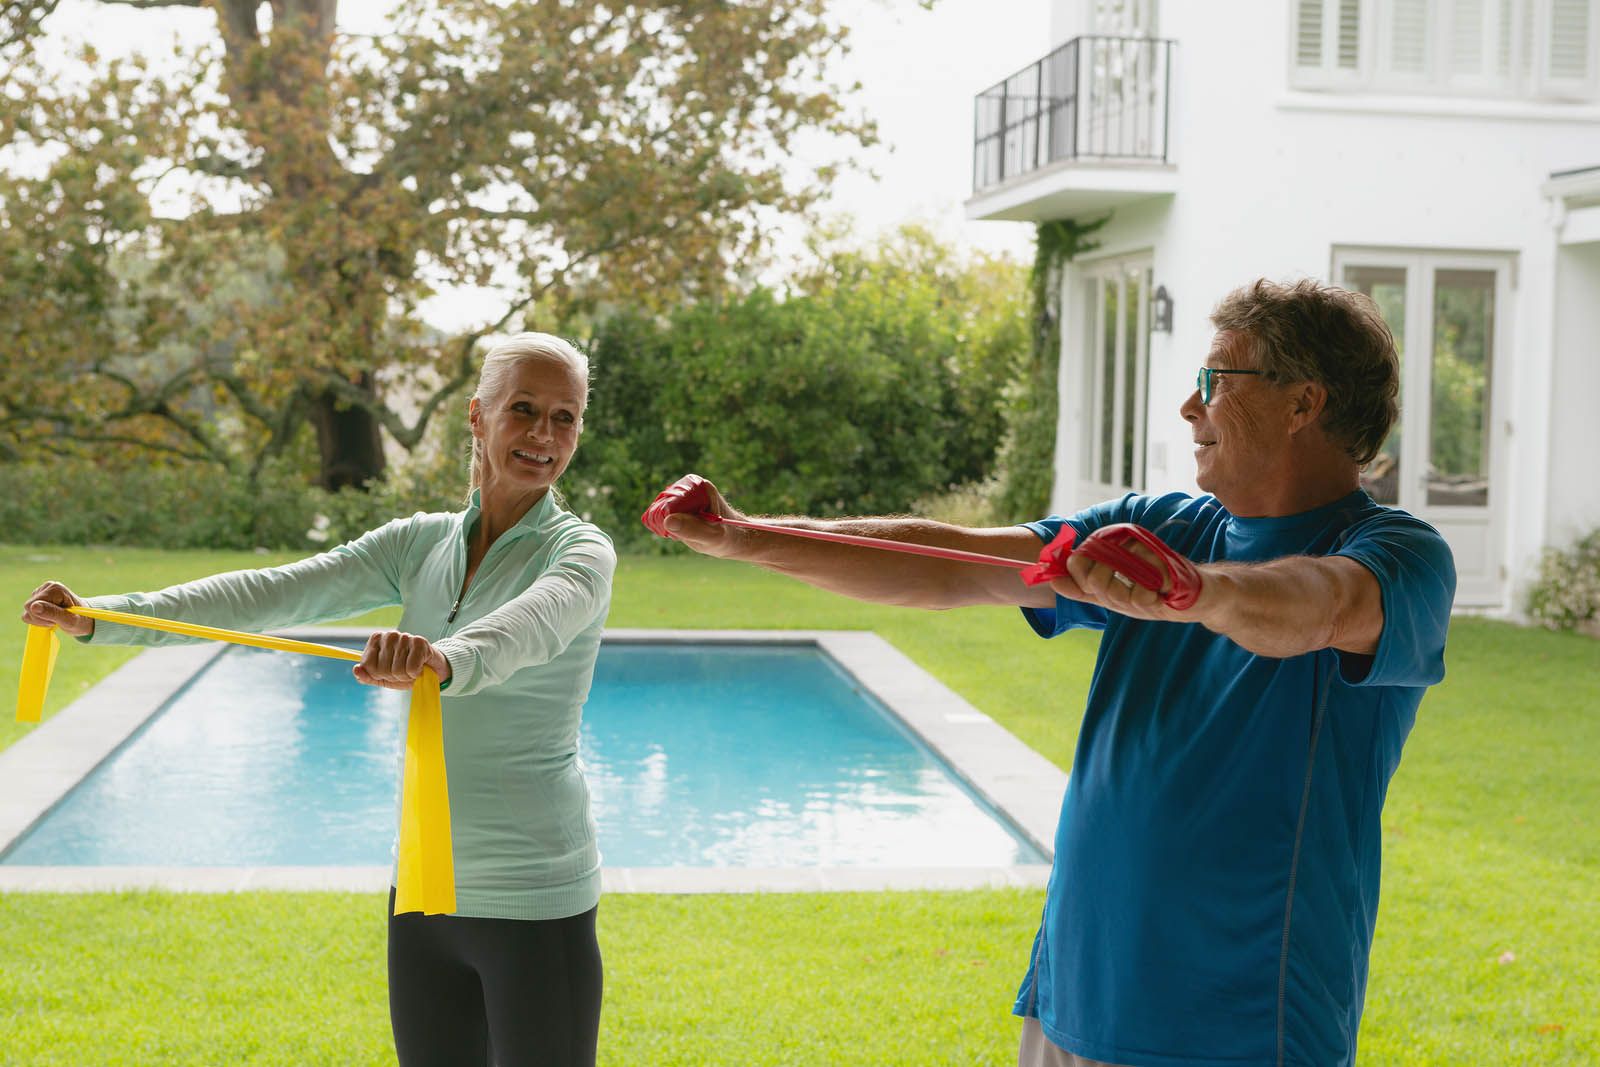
[310,375,386,490]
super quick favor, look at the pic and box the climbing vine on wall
[994,215,1110,522]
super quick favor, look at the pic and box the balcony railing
[973,35,1175,193]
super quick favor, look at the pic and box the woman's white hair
[468,332,590,493]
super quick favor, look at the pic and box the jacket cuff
[435,637,476,695]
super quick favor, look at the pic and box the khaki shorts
[1017,1017,1128,1067]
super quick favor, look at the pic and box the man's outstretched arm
[1190,556,1383,657]
[661,482,1054,611]
[1059,545,1383,658]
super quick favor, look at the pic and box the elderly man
[658,278,1455,1067]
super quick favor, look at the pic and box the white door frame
[1333,246,1514,608]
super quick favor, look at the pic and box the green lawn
[1,544,1596,1064]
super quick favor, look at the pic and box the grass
[0,890,1042,1066]
[1,544,1597,1064]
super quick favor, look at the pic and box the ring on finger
[1111,571,1135,590]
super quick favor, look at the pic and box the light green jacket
[85,489,616,920]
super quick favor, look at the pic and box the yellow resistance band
[15,605,455,916]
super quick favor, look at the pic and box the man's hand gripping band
[641,474,715,539]
[1059,523,1204,610]
[641,474,1203,609]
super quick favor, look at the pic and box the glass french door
[1077,255,1152,503]
[1336,250,1511,606]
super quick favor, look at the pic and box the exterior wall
[1032,1,1599,612]
[1048,0,1090,45]
[1546,241,1600,547]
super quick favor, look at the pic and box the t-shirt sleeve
[1332,512,1456,687]
[1017,496,1144,638]
[1019,492,1209,639]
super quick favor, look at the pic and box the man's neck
[1221,456,1361,518]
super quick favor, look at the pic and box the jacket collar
[461,487,561,543]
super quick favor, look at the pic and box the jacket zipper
[444,520,526,632]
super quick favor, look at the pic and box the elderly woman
[22,333,615,1067]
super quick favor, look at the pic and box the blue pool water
[3,642,1042,868]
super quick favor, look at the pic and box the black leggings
[387,889,603,1067]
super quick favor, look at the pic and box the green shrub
[1526,529,1600,632]
[568,294,1009,548]
[565,228,1029,548]
[0,460,317,550]
[0,444,469,552]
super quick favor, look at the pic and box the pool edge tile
[812,631,1067,861]
[0,865,1050,895]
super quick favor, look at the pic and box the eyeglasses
[1195,366,1265,405]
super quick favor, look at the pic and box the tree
[0,0,872,487]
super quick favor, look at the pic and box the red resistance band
[641,475,1203,608]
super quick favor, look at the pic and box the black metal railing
[973,35,1175,193]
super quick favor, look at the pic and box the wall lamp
[1151,285,1173,333]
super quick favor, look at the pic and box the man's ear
[1287,380,1328,435]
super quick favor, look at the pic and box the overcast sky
[799,0,1046,258]
[37,0,1048,325]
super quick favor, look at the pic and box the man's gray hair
[1210,279,1399,466]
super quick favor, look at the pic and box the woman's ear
[467,397,482,437]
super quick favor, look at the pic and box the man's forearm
[726,517,1051,610]
[1191,555,1382,658]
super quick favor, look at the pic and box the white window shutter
[1293,0,1364,85]
[1538,0,1597,97]
[1451,0,1487,74]
[1548,0,1593,78]
[1521,0,1536,76]
[1496,0,1513,74]
[1338,0,1363,67]
[1446,0,1522,89]
[1297,0,1328,68]
[1387,0,1432,75]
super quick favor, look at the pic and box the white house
[966,0,1600,614]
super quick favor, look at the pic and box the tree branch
[310,367,416,446]
[1,1,61,51]
[212,367,288,429]
[247,384,309,480]
[395,277,564,451]
[35,433,215,464]
[81,362,236,465]
[0,401,232,467]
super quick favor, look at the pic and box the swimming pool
[0,631,1059,880]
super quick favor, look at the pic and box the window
[1337,251,1506,512]
[1336,248,1511,605]
[1077,256,1151,500]
[1291,0,1598,99]
[1091,0,1158,35]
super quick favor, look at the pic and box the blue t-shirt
[1014,489,1455,1067]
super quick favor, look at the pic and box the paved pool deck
[0,628,1063,895]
